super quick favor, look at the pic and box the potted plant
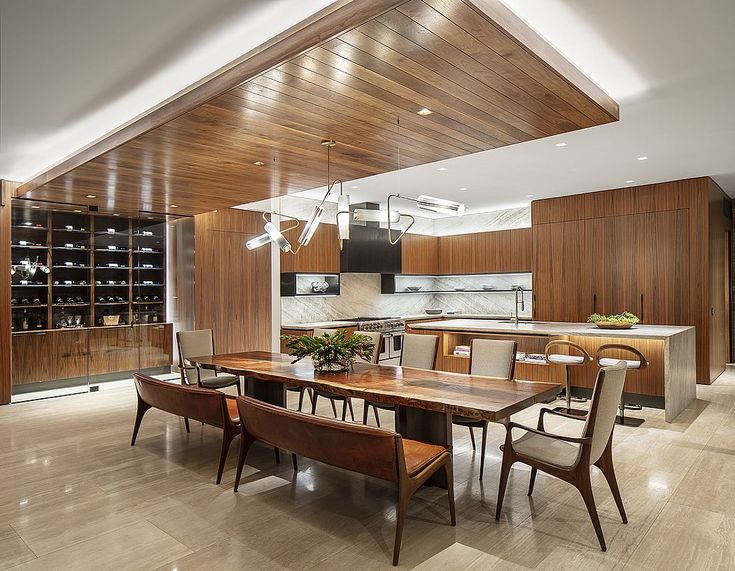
[587,311,641,329]
[282,330,375,372]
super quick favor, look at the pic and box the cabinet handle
[640,294,644,321]
[593,294,597,314]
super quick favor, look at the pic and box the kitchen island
[409,319,696,422]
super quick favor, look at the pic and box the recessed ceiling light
[171,204,179,208]
[527,194,535,198]
[350,185,358,189]
[437,167,447,172]
[253,161,265,166]
[626,179,635,184]
[86,194,96,198]
[459,187,468,191]
[555,142,567,147]
[417,108,433,116]
[637,156,648,161]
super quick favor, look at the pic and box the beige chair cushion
[547,354,585,365]
[599,357,641,369]
[199,373,239,389]
[512,430,581,468]
[470,338,516,379]
[401,334,438,370]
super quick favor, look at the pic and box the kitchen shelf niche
[281,273,340,297]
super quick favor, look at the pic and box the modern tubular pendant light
[245,210,300,252]
[352,208,401,223]
[416,195,466,216]
[245,232,271,250]
[336,194,350,242]
[297,204,324,247]
[265,221,292,252]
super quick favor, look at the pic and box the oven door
[388,331,404,362]
[378,333,392,362]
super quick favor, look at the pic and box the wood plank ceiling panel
[18,0,617,216]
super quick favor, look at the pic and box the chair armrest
[507,421,591,445]
[178,364,196,372]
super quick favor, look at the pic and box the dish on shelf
[424,308,443,315]
[481,285,495,290]
[453,287,466,291]
[405,286,422,292]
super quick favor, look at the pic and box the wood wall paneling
[195,209,272,354]
[708,179,731,379]
[0,182,15,403]
[17,0,617,216]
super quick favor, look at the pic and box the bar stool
[544,340,592,416]
[596,343,648,426]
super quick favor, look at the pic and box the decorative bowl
[405,286,422,292]
[594,321,634,330]
[481,285,495,291]
[425,308,443,315]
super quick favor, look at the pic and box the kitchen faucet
[512,286,525,325]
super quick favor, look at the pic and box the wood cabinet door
[533,220,590,321]
[12,333,53,385]
[281,223,339,274]
[52,330,90,381]
[401,234,439,274]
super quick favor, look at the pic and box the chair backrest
[177,329,218,383]
[583,361,627,464]
[134,373,226,428]
[236,395,400,481]
[470,339,517,379]
[354,331,382,364]
[401,333,439,370]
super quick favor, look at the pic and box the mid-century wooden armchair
[495,361,628,551]
[176,329,241,394]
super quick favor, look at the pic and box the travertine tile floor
[2,368,735,570]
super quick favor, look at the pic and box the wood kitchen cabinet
[438,228,532,274]
[532,176,728,384]
[280,223,339,274]
[401,234,439,274]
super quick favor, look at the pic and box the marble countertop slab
[409,319,694,339]
[281,320,359,330]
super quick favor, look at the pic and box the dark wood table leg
[245,377,286,407]
[395,405,452,489]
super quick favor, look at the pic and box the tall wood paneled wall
[194,209,271,355]
[0,181,15,404]
[532,176,730,384]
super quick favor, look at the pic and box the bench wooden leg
[130,397,151,446]
[233,432,256,492]
[216,429,237,485]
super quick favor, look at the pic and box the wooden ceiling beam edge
[466,0,619,121]
[16,0,411,197]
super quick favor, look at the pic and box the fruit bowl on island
[587,312,640,329]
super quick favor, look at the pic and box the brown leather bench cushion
[134,374,237,429]
[402,439,448,477]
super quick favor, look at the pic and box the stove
[351,317,405,362]
[352,317,405,333]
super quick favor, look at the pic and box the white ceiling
[293,0,735,213]
[0,0,335,182]
[3,0,734,214]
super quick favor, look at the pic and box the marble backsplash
[281,273,532,325]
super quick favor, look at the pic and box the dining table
[191,351,560,488]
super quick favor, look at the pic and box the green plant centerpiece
[587,311,640,329]
[282,330,375,373]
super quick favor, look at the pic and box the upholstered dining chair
[495,361,629,552]
[310,329,381,421]
[452,338,517,479]
[362,333,440,427]
[176,329,241,394]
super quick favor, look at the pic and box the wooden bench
[131,373,240,484]
[233,395,456,566]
